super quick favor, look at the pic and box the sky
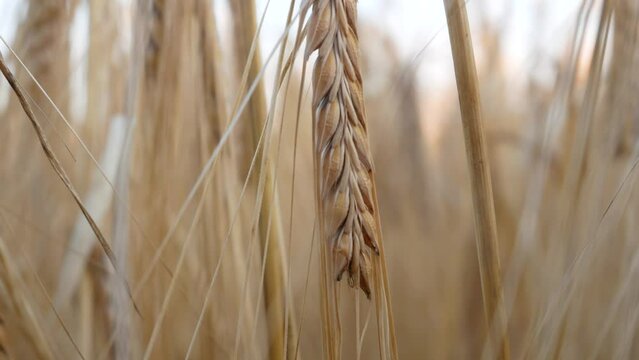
[229,0,583,91]
[0,0,585,111]
[0,0,583,64]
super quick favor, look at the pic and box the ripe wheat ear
[308,0,380,298]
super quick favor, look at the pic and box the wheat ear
[308,3,401,357]
[308,0,380,299]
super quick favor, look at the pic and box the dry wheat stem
[279,2,311,355]
[142,176,213,360]
[0,55,138,315]
[197,0,259,355]
[131,0,298,297]
[0,38,150,337]
[0,37,145,238]
[539,3,613,358]
[502,3,595,358]
[2,51,142,355]
[25,256,85,360]
[554,0,612,249]
[293,221,318,359]
[180,10,306,355]
[285,18,316,354]
[229,0,297,358]
[443,0,510,359]
[521,3,613,358]
[0,238,53,360]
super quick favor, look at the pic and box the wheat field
[0,0,638,359]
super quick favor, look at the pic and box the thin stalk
[230,1,296,358]
[0,55,135,311]
[0,238,53,360]
[442,1,510,359]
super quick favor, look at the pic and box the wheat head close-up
[0,0,639,359]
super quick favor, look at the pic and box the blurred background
[0,0,638,359]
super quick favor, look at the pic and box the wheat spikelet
[307,0,379,298]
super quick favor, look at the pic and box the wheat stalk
[230,1,298,358]
[0,54,131,296]
[194,0,259,356]
[443,0,510,358]
[0,237,53,359]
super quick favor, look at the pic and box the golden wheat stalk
[0,54,122,286]
[230,1,298,358]
[443,0,510,358]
